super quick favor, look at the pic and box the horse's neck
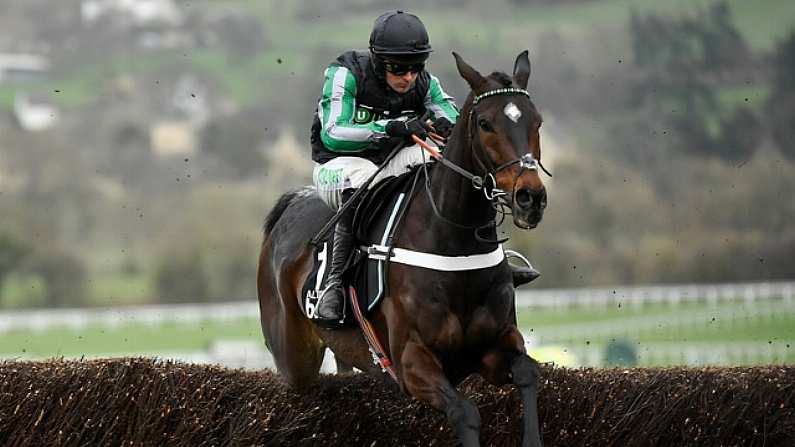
[421,125,499,250]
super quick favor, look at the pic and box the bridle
[419,87,551,203]
[467,87,552,200]
[412,86,551,242]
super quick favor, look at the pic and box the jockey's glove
[431,117,453,139]
[385,118,428,143]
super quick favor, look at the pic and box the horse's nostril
[515,188,533,209]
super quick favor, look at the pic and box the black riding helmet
[369,10,432,78]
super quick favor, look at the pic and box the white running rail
[0,281,793,334]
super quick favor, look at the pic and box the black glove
[385,118,428,143]
[431,117,453,138]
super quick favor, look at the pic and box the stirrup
[506,249,540,287]
[505,249,537,271]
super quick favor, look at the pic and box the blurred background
[0,0,793,369]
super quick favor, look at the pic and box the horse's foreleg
[402,340,481,447]
[511,354,543,447]
[481,327,543,447]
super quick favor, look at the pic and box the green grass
[717,84,770,113]
[0,52,174,112]
[228,0,795,72]
[3,0,789,113]
[501,0,795,51]
[185,48,309,106]
[726,0,795,50]
[0,85,16,110]
[537,315,795,344]
[519,300,795,340]
[636,317,795,343]
[1,273,153,309]
[517,300,753,327]
[86,274,154,307]
[0,275,46,309]
[0,318,262,358]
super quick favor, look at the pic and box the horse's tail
[263,190,301,237]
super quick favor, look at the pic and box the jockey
[310,10,538,322]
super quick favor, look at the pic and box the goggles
[383,61,425,75]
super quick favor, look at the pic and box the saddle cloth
[300,166,422,328]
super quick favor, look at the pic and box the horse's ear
[513,50,531,89]
[453,51,487,93]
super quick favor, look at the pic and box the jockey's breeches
[312,142,435,210]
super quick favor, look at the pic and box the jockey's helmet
[369,10,432,69]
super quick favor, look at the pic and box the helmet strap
[370,51,387,83]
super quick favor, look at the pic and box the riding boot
[505,249,540,287]
[511,264,540,287]
[316,195,356,322]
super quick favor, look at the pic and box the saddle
[300,165,424,329]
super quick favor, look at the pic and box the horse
[257,50,547,447]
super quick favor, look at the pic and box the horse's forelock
[460,71,519,120]
[488,72,513,88]
[462,72,514,109]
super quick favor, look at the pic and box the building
[0,53,50,83]
[80,0,183,27]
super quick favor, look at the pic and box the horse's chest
[416,295,513,354]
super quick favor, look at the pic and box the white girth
[365,244,505,272]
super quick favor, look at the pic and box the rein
[346,90,547,377]
[411,135,506,244]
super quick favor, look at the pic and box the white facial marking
[504,102,521,123]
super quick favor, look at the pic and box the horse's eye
[478,119,493,132]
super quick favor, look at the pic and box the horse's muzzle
[512,186,547,229]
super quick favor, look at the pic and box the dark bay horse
[258,51,547,447]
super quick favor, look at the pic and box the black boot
[316,199,356,322]
[506,250,540,287]
[511,264,541,287]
